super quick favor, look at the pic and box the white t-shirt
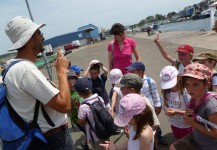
[212,74,217,86]
[128,126,154,150]
[4,59,67,133]
[113,87,123,113]
[165,91,191,128]
[173,60,185,74]
[178,63,185,74]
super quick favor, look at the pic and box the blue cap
[125,62,145,71]
[69,65,83,73]
[74,77,92,93]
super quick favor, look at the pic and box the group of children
[155,34,217,150]
[66,33,217,150]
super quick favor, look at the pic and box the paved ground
[41,32,215,150]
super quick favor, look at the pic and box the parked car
[64,44,79,51]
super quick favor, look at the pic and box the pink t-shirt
[108,37,136,74]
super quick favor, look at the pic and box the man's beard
[33,43,45,57]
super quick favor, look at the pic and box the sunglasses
[68,76,77,80]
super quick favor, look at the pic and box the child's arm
[139,126,153,150]
[166,108,185,116]
[99,63,109,77]
[78,118,86,126]
[184,111,217,138]
[154,34,176,65]
[111,91,118,118]
[78,105,86,126]
[83,65,91,77]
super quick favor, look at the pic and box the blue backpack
[0,60,54,150]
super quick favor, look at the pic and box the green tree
[155,14,164,21]
[146,16,155,22]
[138,19,146,27]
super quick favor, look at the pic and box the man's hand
[55,48,69,75]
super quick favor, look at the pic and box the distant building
[179,6,195,17]
[44,24,101,48]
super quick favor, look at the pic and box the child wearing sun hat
[170,63,217,150]
[108,68,123,118]
[160,66,192,140]
[100,93,154,150]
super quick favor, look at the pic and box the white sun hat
[5,16,45,51]
[108,68,123,84]
[160,66,179,90]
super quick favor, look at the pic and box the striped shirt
[140,75,161,108]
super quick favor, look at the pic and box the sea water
[159,18,214,32]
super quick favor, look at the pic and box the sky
[0,0,202,55]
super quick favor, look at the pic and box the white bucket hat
[160,66,178,89]
[5,16,45,51]
[108,68,123,84]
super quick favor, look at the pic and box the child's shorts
[172,133,199,150]
[171,125,192,139]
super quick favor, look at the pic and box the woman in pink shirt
[108,23,141,74]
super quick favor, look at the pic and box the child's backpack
[175,61,181,71]
[0,60,55,150]
[82,97,117,140]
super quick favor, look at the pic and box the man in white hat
[3,16,74,149]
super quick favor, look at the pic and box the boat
[192,8,215,20]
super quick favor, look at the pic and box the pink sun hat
[181,63,212,80]
[114,93,146,127]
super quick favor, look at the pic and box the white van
[72,40,81,46]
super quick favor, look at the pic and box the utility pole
[210,2,217,30]
[25,0,53,80]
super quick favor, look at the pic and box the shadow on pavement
[158,132,175,150]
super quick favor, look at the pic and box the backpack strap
[90,75,104,87]
[2,60,23,81]
[146,76,153,99]
[146,76,151,90]
[82,97,102,130]
[175,61,181,70]
[41,104,55,127]
[98,75,104,86]
[182,91,190,106]
[82,102,96,149]
[31,100,41,128]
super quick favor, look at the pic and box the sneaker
[114,128,124,134]
[81,142,89,150]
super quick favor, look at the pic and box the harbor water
[158,18,213,32]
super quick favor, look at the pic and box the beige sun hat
[5,16,45,51]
